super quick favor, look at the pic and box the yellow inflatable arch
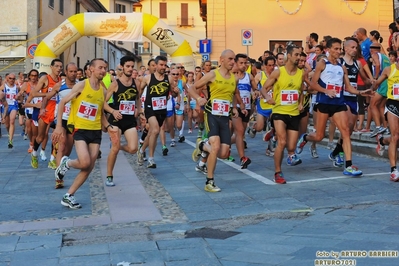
[33,13,194,73]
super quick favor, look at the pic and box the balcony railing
[177,16,194,27]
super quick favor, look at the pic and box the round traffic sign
[243,30,252,39]
[27,44,38,59]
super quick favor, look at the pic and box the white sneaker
[40,150,47,161]
[390,169,399,182]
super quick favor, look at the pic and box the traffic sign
[27,44,37,59]
[199,39,212,54]
[242,30,253,46]
[201,53,210,62]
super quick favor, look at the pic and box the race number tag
[242,96,250,109]
[326,83,342,98]
[344,82,358,97]
[5,93,16,104]
[281,90,299,105]
[211,99,230,116]
[77,101,98,121]
[152,96,167,110]
[62,103,71,120]
[119,100,135,115]
[393,84,399,100]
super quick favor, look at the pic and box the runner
[296,38,372,176]
[30,59,63,168]
[232,53,256,169]
[52,58,108,209]
[260,44,304,184]
[188,49,241,192]
[104,56,141,186]
[0,73,20,148]
[137,56,179,168]
[370,58,399,181]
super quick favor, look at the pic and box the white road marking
[185,139,388,185]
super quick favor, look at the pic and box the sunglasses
[30,75,38,77]
[171,73,179,76]
[177,66,184,69]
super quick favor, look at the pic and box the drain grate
[185,227,240,240]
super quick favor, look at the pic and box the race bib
[242,96,251,110]
[211,99,230,116]
[326,83,342,98]
[5,93,16,104]
[393,83,399,100]
[62,103,71,120]
[152,96,167,110]
[281,90,299,105]
[119,100,135,115]
[344,82,358,97]
[77,101,98,121]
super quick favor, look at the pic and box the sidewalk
[0,124,398,265]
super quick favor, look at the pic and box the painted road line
[288,172,389,184]
[185,139,275,185]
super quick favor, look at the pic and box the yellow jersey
[258,71,273,110]
[68,79,104,130]
[272,66,303,115]
[205,69,236,116]
[387,64,399,101]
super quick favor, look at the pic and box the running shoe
[28,145,33,153]
[274,172,287,184]
[55,179,64,189]
[192,139,203,162]
[247,127,256,138]
[376,134,385,157]
[390,169,399,182]
[326,142,334,150]
[370,126,386,138]
[162,145,169,156]
[240,156,251,169]
[31,154,38,169]
[265,148,274,157]
[61,194,82,209]
[195,163,208,175]
[343,165,362,176]
[23,134,28,140]
[8,141,13,149]
[170,140,176,147]
[295,133,307,154]
[48,160,57,170]
[286,154,302,166]
[263,128,275,142]
[147,159,156,168]
[40,150,47,161]
[204,180,221,192]
[143,151,147,161]
[137,151,144,166]
[55,156,70,180]
[225,156,235,162]
[386,128,391,135]
[178,135,185,143]
[105,176,115,187]
[188,129,193,134]
[334,152,344,168]
[310,146,319,158]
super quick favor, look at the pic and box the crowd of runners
[2,24,399,208]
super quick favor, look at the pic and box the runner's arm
[309,59,329,94]
[188,71,215,106]
[31,75,48,97]
[371,66,390,91]
[103,80,118,114]
[54,82,84,130]
[260,68,279,100]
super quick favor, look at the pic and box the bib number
[281,90,299,105]
[62,103,71,120]
[211,99,230,116]
[119,100,135,115]
[326,83,342,98]
[344,82,358,97]
[393,84,399,100]
[152,96,167,110]
[242,96,251,109]
[6,93,16,104]
[77,101,98,121]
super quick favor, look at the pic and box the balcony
[177,16,194,27]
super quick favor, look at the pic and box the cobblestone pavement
[0,125,398,266]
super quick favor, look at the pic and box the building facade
[205,0,394,61]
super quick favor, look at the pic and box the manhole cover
[185,228,240,240]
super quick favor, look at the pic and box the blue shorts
[345,100,358,115]
[256,100,272,118]
[167,110,174,117]
[32,108,40,122]
[190,101,196,110]
[7,104,18,115]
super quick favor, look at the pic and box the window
[49,0,54,9]
[76,0,80,13]
[181,3,188,26]
[159,2,167,19]
[115,4,126,13]
[59,0,64,15]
